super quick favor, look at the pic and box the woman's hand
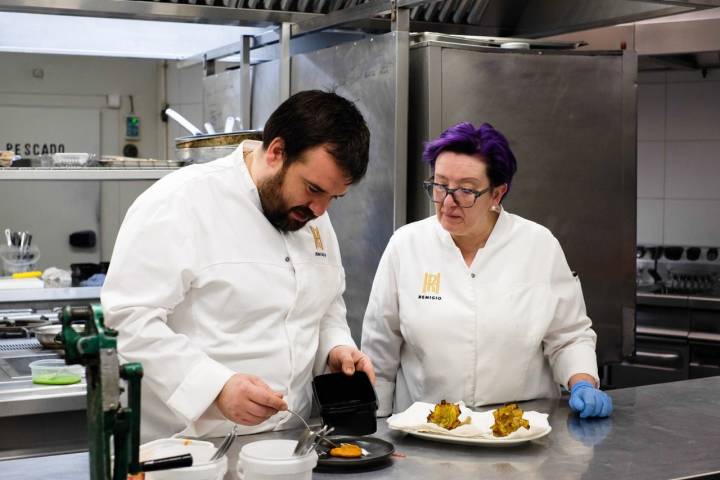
[568,380,613,418]
[327,345,376,384]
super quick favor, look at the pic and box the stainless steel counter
[0,341,87,459]
[3,377,720,480]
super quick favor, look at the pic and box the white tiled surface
[666,82,720,140]
[637,71,720,247]
[637,84,665,141]
[638,198,664,244]
[637,141,665,198]
[665,141,720,199]
[664,199,720,246]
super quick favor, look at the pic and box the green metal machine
[60,304,143,480]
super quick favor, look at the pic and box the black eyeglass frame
[422,177,492,208]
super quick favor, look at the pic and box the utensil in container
[210,424,238,461]
[165,108,203,136]
[224,116,235,133]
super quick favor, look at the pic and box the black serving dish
[312,371,378,435]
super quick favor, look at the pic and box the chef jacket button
[471,273,476,278]
[284,256,290,262]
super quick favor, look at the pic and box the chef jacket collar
[432,205,511,252]
[234,140,264,211]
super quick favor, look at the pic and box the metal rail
[291,0,436,37]
[0,0,316,26]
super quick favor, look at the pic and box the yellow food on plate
[427,400,471,430]
[491,403,530,437]
[329,443,363,458]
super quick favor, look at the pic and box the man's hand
[215,373,287,426]
[327,345,376,384]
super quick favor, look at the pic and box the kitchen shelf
[0,168,179,181]
[0,287,101,304]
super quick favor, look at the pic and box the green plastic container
[29,359,84,385]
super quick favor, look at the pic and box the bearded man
[102,90,375,441]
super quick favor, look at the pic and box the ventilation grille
[0,339,43,352]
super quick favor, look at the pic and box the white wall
[0,52,162,270]
[637,68,720,247]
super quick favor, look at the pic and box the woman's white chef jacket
[361,209,599,417]
[101,141,355,441]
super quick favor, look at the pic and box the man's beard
[257,167,317,232]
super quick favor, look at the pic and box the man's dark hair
[262,90,370,183]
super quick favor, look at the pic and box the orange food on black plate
[329,443,363,458]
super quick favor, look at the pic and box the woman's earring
[490,204,501,213]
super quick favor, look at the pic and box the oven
[608,293,720,388]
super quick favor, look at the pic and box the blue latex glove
[569,380,613,418]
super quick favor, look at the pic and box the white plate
[387,402,552,447]
[406,425,552,446]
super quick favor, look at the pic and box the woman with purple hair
[361,122,612,419]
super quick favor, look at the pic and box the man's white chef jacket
[361,209,599,417]
[102,141,355,441]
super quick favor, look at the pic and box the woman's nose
[443,191,458,207]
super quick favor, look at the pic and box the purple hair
[423,122,517,195]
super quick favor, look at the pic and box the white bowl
[141,438,227,480]
[238,439,317,480]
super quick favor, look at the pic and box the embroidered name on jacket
[418,272,442,300]
[310,225,327,257]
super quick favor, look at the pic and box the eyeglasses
[422,178,492,208]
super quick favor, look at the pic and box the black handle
[141,453,193,472]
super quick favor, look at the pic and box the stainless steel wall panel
[408,44,634,367]
[290,33,398,340]
[407,46,440,223]
[244,34,398,340]
[249,62,280,128]
[203,69,242,131]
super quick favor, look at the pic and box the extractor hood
[1,0,720,38]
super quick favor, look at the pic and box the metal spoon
[286,409,312,431]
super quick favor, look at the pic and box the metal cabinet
[408,35,637,368]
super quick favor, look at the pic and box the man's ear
[265,137,286,171]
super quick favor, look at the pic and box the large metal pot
[175,130,262,164]
[30,324,85,350]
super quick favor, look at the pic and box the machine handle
[141,454,193,472]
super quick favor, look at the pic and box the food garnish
[329,443,363,458]
[491,403,530,437]
[427,400,471,430]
